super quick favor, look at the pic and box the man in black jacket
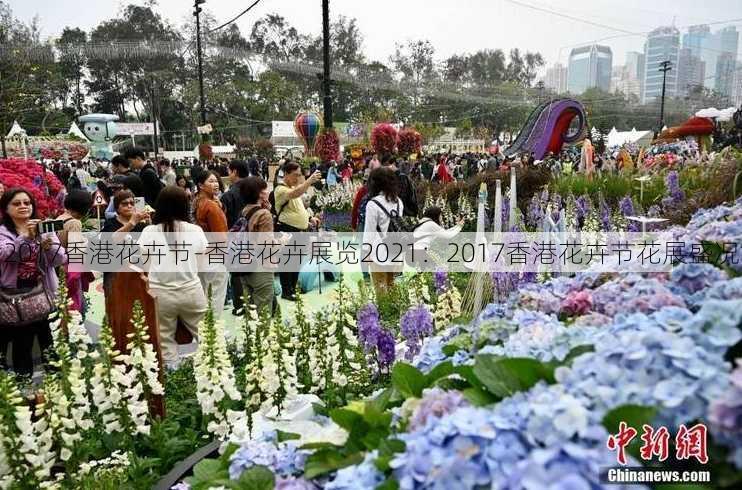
[124,146,163,206]
[221,159,250,315]
[381,155,418,218]
[221,160,249,228]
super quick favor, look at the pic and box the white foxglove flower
[194,301,245,440]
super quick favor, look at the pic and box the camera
[38,220,64,234]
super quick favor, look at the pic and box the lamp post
[321,0,333,129]
[658,60,672,133]
[194,0,207,129]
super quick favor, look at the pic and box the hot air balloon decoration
[294,112,322,156]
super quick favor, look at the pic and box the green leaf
[221,443,240,462]
[435,377,470,391]
[391,363,426,398]
[276,430,301,443]
[364,402,393,429]
[442,333,472,356]
[330,408,364,432]
[375,476,400,490]
[300,442,340,451]
[472,356,556,398]
[701,241,724,267]
[304,450,364,479]
[375,438,406,472]
[454,364,487,391]
[370,387,394,412]
[192,458,226,483]
[601,404,658,434]
[560,345,594,365]
[312,402,329,417]
[425,361,454,386]
[234,466,275,490]
[462,387,499,406]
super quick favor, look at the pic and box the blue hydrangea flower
[324,451,384,490]
[229,432,307,480]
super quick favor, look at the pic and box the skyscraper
[715,27,739,98]
[545,63,568,94]
[567,45,613,94]
[685,25,739,96]
[677,47,705,97]
[643,26,680,104]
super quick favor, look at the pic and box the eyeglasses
[119,200,135,206]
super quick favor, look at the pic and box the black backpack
[268,184,291,228]
[371,198,413,233]
[230,205,264,233]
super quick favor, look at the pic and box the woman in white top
[138,186,208,365]
[363,167,404,296]
[411,207,464,270]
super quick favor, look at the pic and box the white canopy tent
[5,120,26,139]
[695,107,736,122]
[607,127,654,148]
[67,122,88,141]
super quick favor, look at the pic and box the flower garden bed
[2,156,742,489]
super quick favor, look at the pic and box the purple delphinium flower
[357,303,382,353]
[667,170,685,203]
[527,194,543,230]
[551,194,563,223]
[575,195,590,221]
[501,197,510,229]
[599,195,612,232]
[376,328,396,370]
[619,195,640,232]
[434,269,448,294]
[400,305,434,360]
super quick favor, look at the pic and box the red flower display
[398,128,422,156]
[371,123,398,156]
[315,129,340,162]
[0,158,65,218]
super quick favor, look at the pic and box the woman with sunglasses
[0,187,67,375]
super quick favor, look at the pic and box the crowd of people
[0,128,724,373]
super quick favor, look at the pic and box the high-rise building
[677,47,705,96]
[685,25,739,96]
[545,63,568,94]
[567,45,613,94]
[625,51,645,81]
[643,26,680,104]
[715,27,739,98]
[683,25,710,58]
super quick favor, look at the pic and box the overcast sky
[11,0,742,67]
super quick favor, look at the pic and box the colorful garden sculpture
[78,113,119,161]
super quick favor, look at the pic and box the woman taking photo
[101,190,151,296]
[0,188,67,375]
[139,186,208,367]
[411,207,464,270]
[193,172,229,318]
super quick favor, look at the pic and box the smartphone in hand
[134,197,146,212]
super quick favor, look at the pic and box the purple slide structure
[503,98,587,160]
